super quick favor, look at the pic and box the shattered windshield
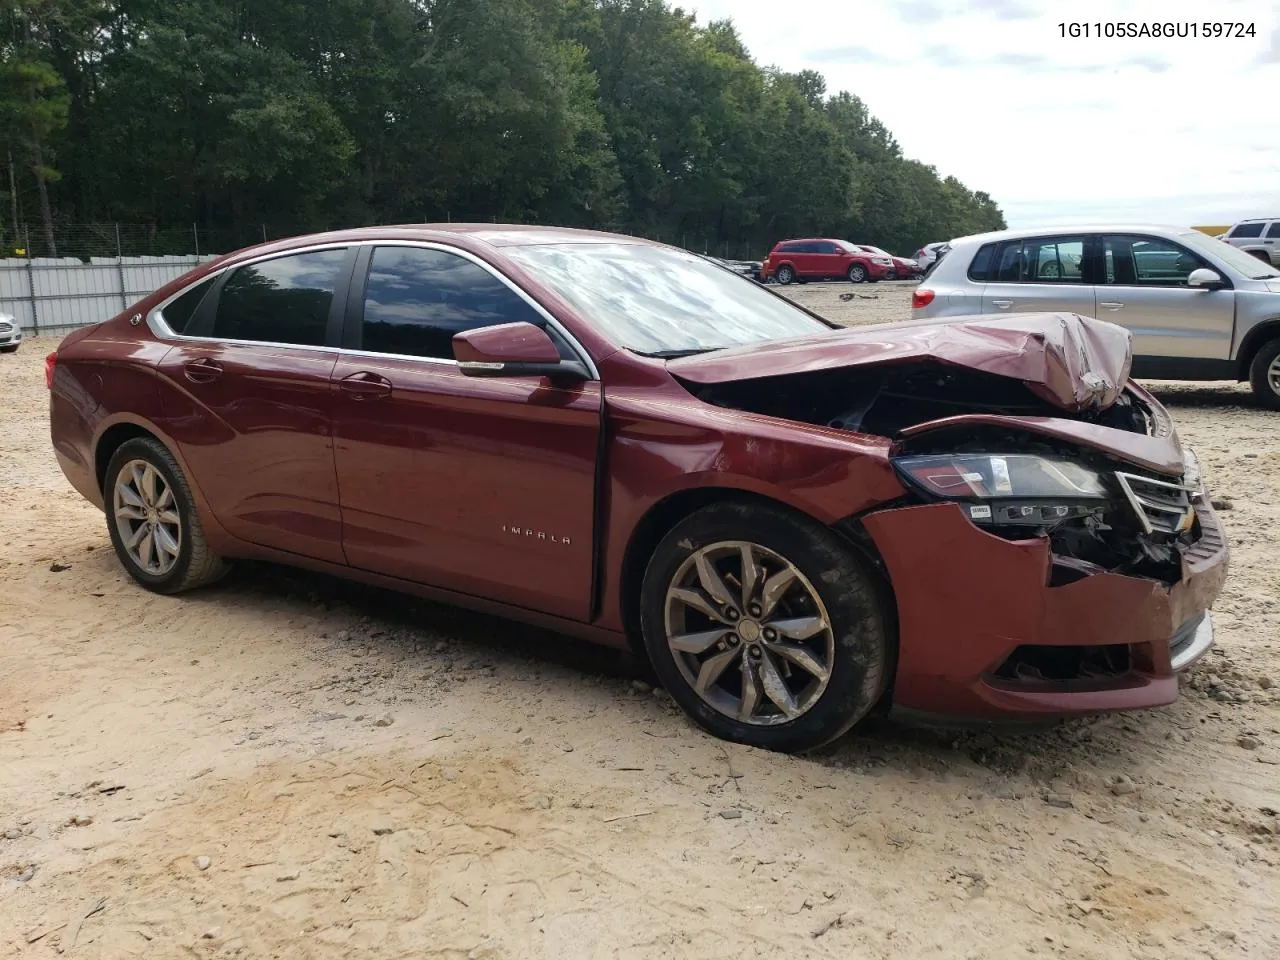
[503,242,833,356]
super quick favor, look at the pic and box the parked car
[856,245,920,279]
[0,312,23,353]
[914,242,950,273]
[706,255,763,282]
[48,225,1227,751]
[1220,217,1280,266]
[911,224,1280,408]
[761,238,892,284]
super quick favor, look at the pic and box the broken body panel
[672,311,1229,717]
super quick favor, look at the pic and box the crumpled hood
[669,312,1133,413]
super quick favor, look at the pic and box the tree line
[2,0,1005,259]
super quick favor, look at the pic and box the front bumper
[861,498,1229,719]
[0,329,21,347]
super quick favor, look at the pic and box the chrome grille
[1115,472,1198,535]
[0,321,12,334]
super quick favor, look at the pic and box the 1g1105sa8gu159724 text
[1058,22,1257,39]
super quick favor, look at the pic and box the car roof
[222,224,657,258]
[1232,217,1280,223]
[946,224,1212,246]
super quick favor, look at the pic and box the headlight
[893,453,1109,527]
[873,257,893,265]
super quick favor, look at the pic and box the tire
[1248,336,1280,410]
[775,264,795,285]
[639,501,890,752]
[848,264,867,283]
[0,345,17,354]
[104,437,229,594]
[1248,249,1270,263]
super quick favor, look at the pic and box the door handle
[1099,301,1124,310]
[991,299,1013,309]
[183,358,223,383]
[338,371,393,400]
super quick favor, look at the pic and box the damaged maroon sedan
[48,226,1228,751]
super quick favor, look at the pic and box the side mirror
[1187,267,1225,289]
[453,321,590,380]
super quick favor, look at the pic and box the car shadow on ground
[191,558,1199,786]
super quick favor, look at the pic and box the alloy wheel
[113,459,183,577]
[663,540,836,726]
[1269,354,1280,398]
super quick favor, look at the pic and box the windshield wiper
[640,348,720,359]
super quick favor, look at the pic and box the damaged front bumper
[861,497,1229,720]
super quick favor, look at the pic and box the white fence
[0,255,218,337]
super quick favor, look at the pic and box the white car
[1220,217,1280,266]
[911,224,1280,407]
[0,313,23,353]
[914,242,950,273]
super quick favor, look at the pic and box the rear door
[329,243,602,621]
[1097,233,1235,360]
[980,234,1097,317]
[154,246,355,563]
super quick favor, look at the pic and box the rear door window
[211,249,349,346]
[1266,223,1280,239]
[991,237,1087,283]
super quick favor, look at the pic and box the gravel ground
[1,288,1277,959]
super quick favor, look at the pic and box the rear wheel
[639,502,891,752]
[1249,336,1280,410]
[848,264,867,283]
[775,264,796,285]
[105,438,229,594]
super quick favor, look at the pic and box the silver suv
[1221,218,1280,266]
[912,225,1280,407]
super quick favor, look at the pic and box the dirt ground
[2,284,1277,959]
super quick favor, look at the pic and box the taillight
[45,351,57,389]
[911,289,936,309]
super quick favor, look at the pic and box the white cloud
[685,0,1280,228]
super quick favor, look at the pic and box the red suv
[762,239,893,285]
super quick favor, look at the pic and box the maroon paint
[329,352,601,621]
[862,501,1228,717]
[154,340,345,564]
[669,311,1132,413]
[453,322,561,364]
[48,224,1231,725]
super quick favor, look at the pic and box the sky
[683,0,1280,228]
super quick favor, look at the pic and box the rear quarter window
[966,243,998,281]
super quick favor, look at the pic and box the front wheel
[1249,336,1280,410]
[848,264,867,283]
[775,264,796,285]
[639,502,891,752]
[0,345,17,354]
[105,437,229,594]
[1249,249,1271,263]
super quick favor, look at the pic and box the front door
[1097,234,1236,360]
[330,244,602,621]
[980,234,1096,317]
[155,247,355,563]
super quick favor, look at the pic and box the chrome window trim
[147,238,600,380]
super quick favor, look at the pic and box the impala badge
[502,524,571,546]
